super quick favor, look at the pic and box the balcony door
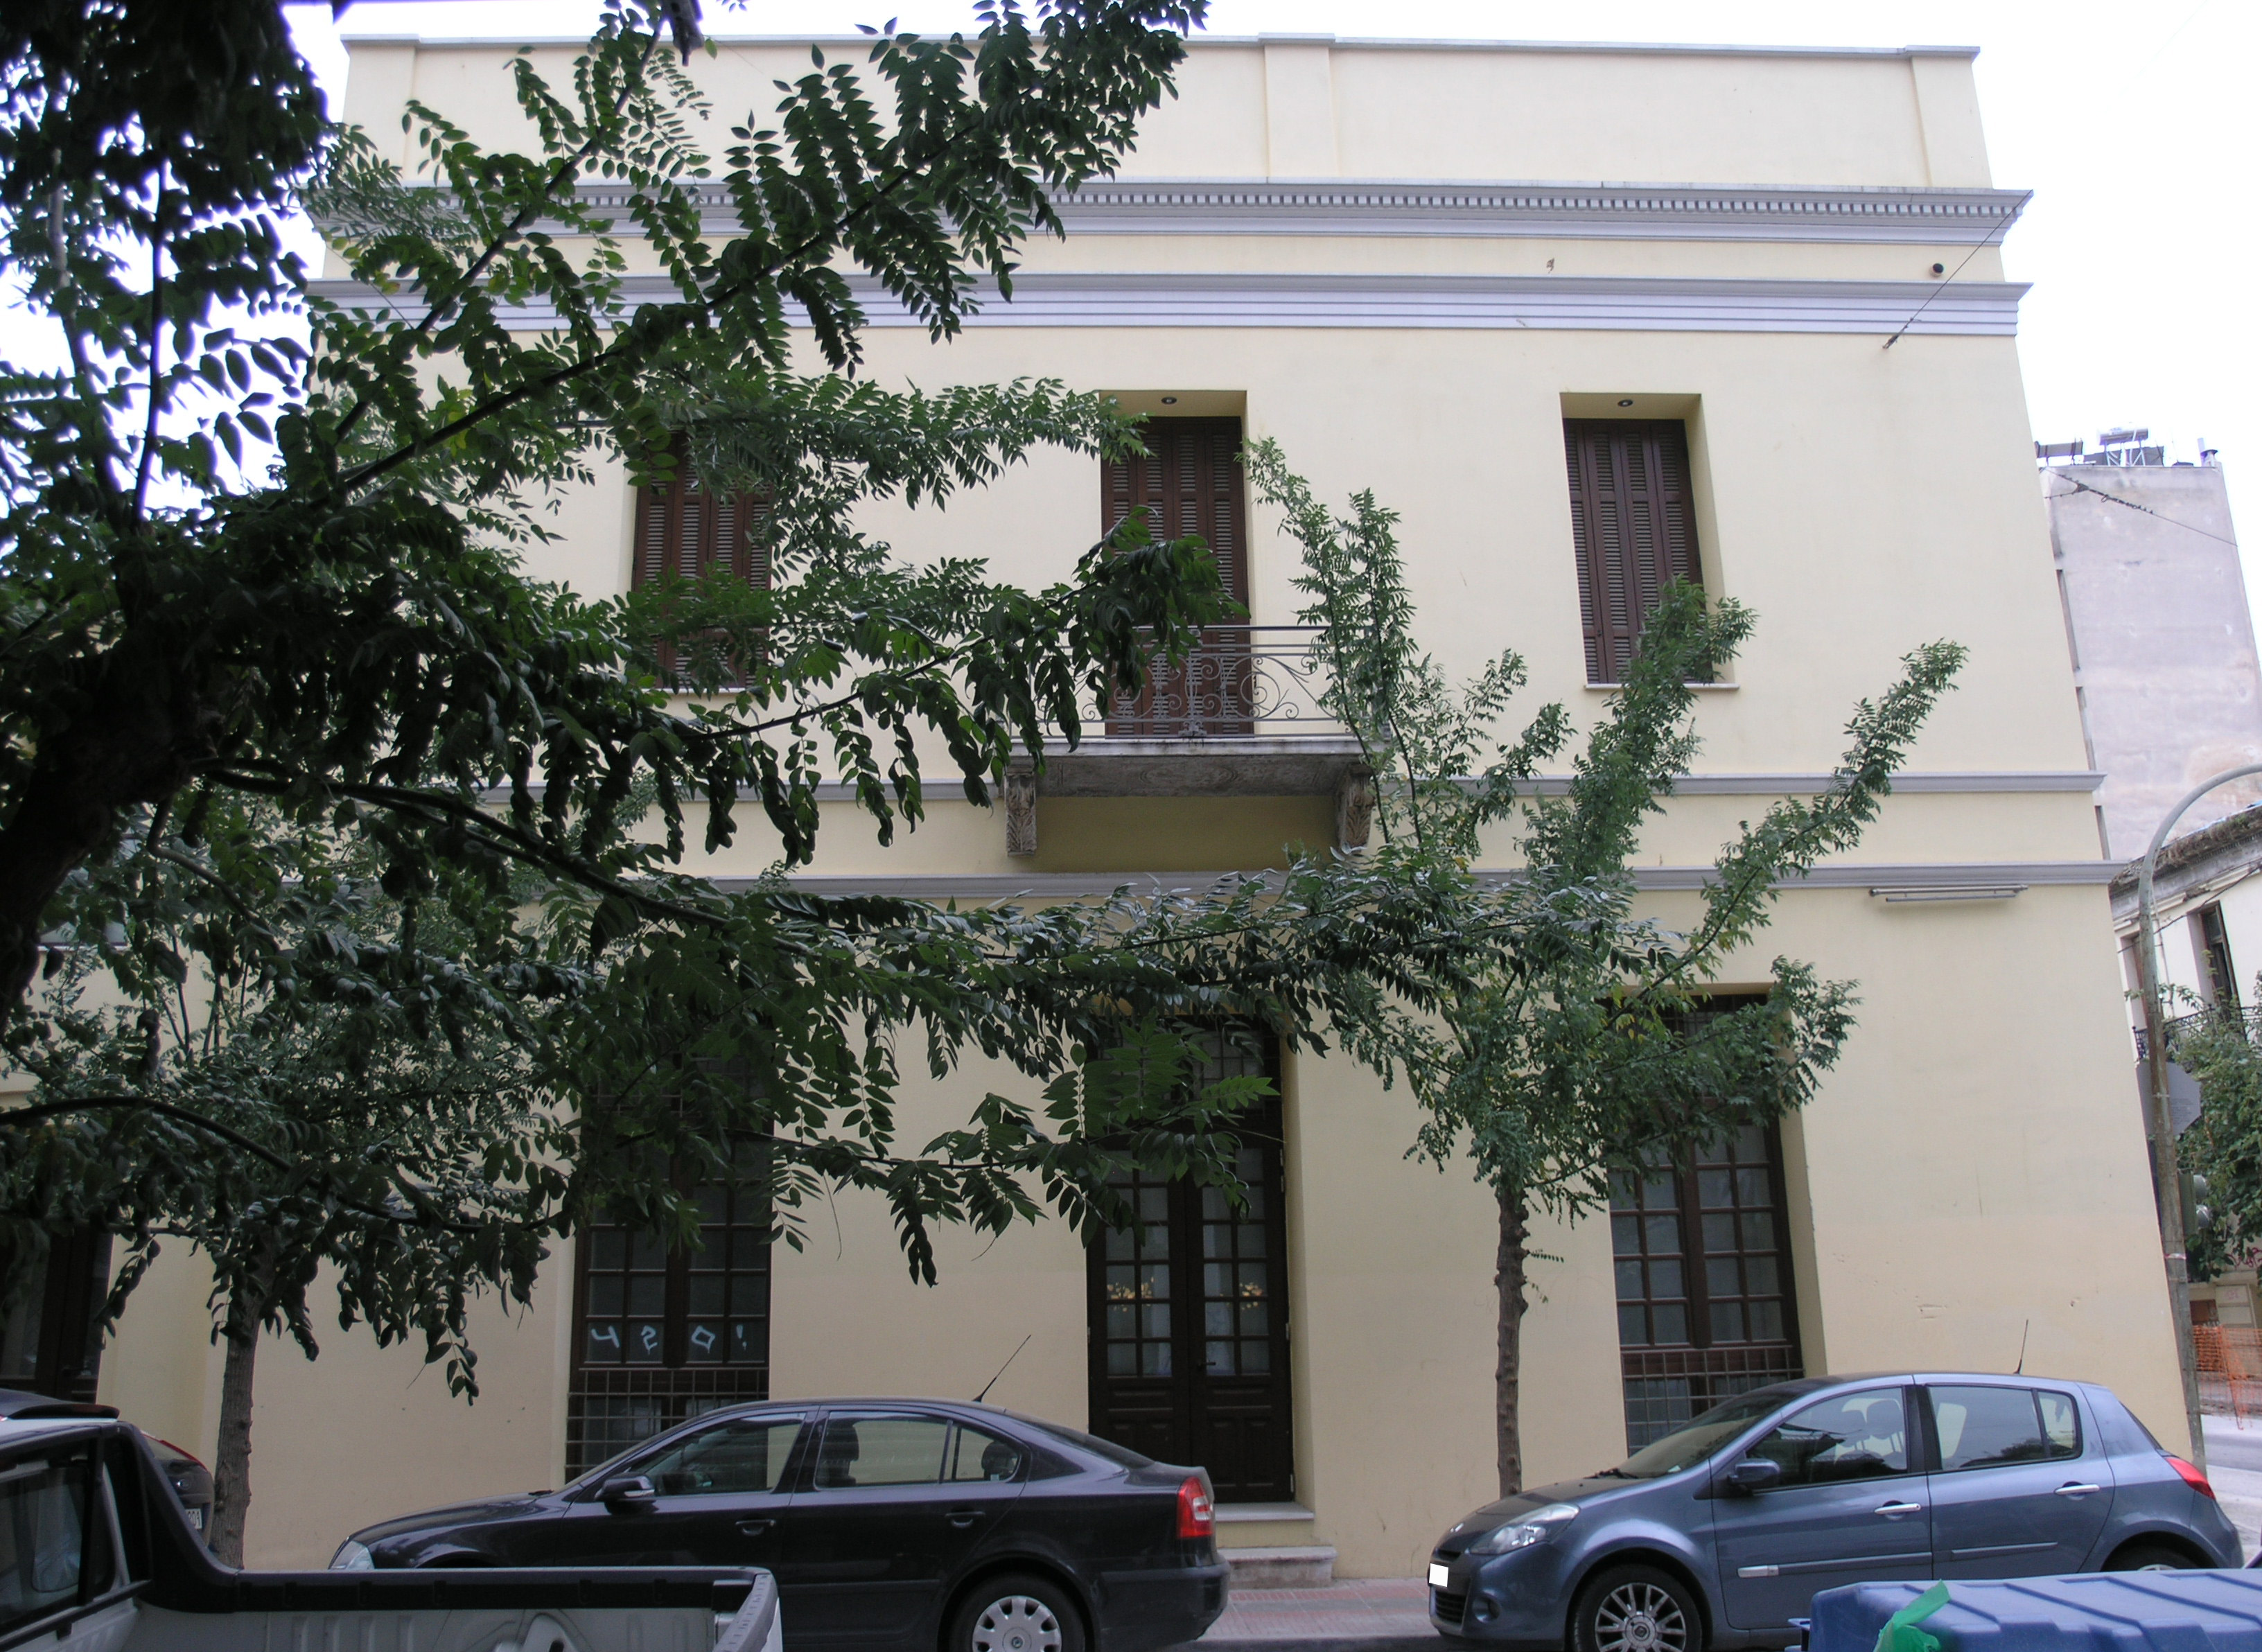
[1087,1031,1293,1501]
[1101,416,1253,736]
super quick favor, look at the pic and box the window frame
[565,1151,775,1479]
[0,1441,137,1648]
[2194,902,2239,1009]
[1613,1114,1806,1450]
[627,446,773,689]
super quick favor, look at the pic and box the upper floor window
[630,450,771,685]
[1563,419,1705,685]
[2194,902,2238,1008]
[631,453,771,592]
[1100,416,1253,737]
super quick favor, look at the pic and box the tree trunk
[208,1306,260,1567]
[1495,1187,1530,1498]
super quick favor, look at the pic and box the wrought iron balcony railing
[1103,625,1347,740]
[2132,1003,2262,1060]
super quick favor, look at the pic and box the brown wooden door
[1101,417,1254,735]
[1087,1036,1293,1502]
[1563,419,1704,685]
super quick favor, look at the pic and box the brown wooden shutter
[1563,419,1703,684]
[629,454,771,592]
[1101,416,1248,610]
[1100,417,1252,735]
[629,450,772,683]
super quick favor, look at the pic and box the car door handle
[2054,1483,2103,1497]
[737,1518,775,1536]
[947,1509,984,1528]
[1873,1501,1923,1517]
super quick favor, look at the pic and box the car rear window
[2086,1389,2164,1458]
[1006,1414,1151,1470]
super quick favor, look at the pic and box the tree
[1,0,1532,1547]
[6,799,571,1563]
[2171,999,2262,1282]
[1247,440,1965,1493]
[0,0,1232,1020]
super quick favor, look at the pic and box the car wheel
[948,1574,1085,1652]
[2105,1542,2197,1572]
[1572,1565,1704,1652]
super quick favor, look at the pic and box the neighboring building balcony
[1004,625,1376,854]
[2134,1003,2260,1061]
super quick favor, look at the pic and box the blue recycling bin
[1808,1574,2262,1652]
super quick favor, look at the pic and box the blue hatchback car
[1429,1372,2241,1652]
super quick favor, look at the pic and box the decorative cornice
[1049,180,2028,245]
[344,33,1981,62]
[312,270,2027,338]
[480,770,2102,805]
[1518,770,2103,797]
[724,859,2117,901]
[525,179,2026,246]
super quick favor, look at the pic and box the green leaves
[0,0,1218,1016]
[1251,442,1965,1216]
[2173,1003,2262,1281]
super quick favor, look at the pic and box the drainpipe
[2135,764,2262,1473]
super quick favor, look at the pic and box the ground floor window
[1086,1028,1294,1502]
[0,1230,109,1403]
[1613,1121,1803,1451]
[567,1168,771,1477]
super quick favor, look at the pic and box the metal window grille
[1612,1121,1803,1451]
[566,1174,771,1477]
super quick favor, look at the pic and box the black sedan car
[332,1398,1228,1652]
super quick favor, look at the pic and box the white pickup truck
[0,1415,780,1652]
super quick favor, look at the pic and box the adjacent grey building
[2047,447,2259,858]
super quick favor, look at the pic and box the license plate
[1428,1563,1451,1589]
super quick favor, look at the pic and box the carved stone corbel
[1004,770,1039,857]
[1336,764,1377,850]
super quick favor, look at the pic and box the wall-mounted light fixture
[1616,398,1635,408]
[1869,885,2026,903]
[1159,396,1179,405]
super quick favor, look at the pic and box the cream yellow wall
[492,320,2085,840]
[69,24,2190,1586]
[98,1245,571,1571]
[340,37,1988,191]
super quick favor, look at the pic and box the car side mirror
[599,1475,657,1511]
[1724,1459,1783,1497]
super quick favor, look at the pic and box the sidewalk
[1180,1577,1437,1651]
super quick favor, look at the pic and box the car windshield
[1608,1391,1787,1479]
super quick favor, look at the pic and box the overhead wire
[2055,471,2241,550]
[1882,190,2034,351]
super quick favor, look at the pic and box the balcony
[1003,626,1374,853]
